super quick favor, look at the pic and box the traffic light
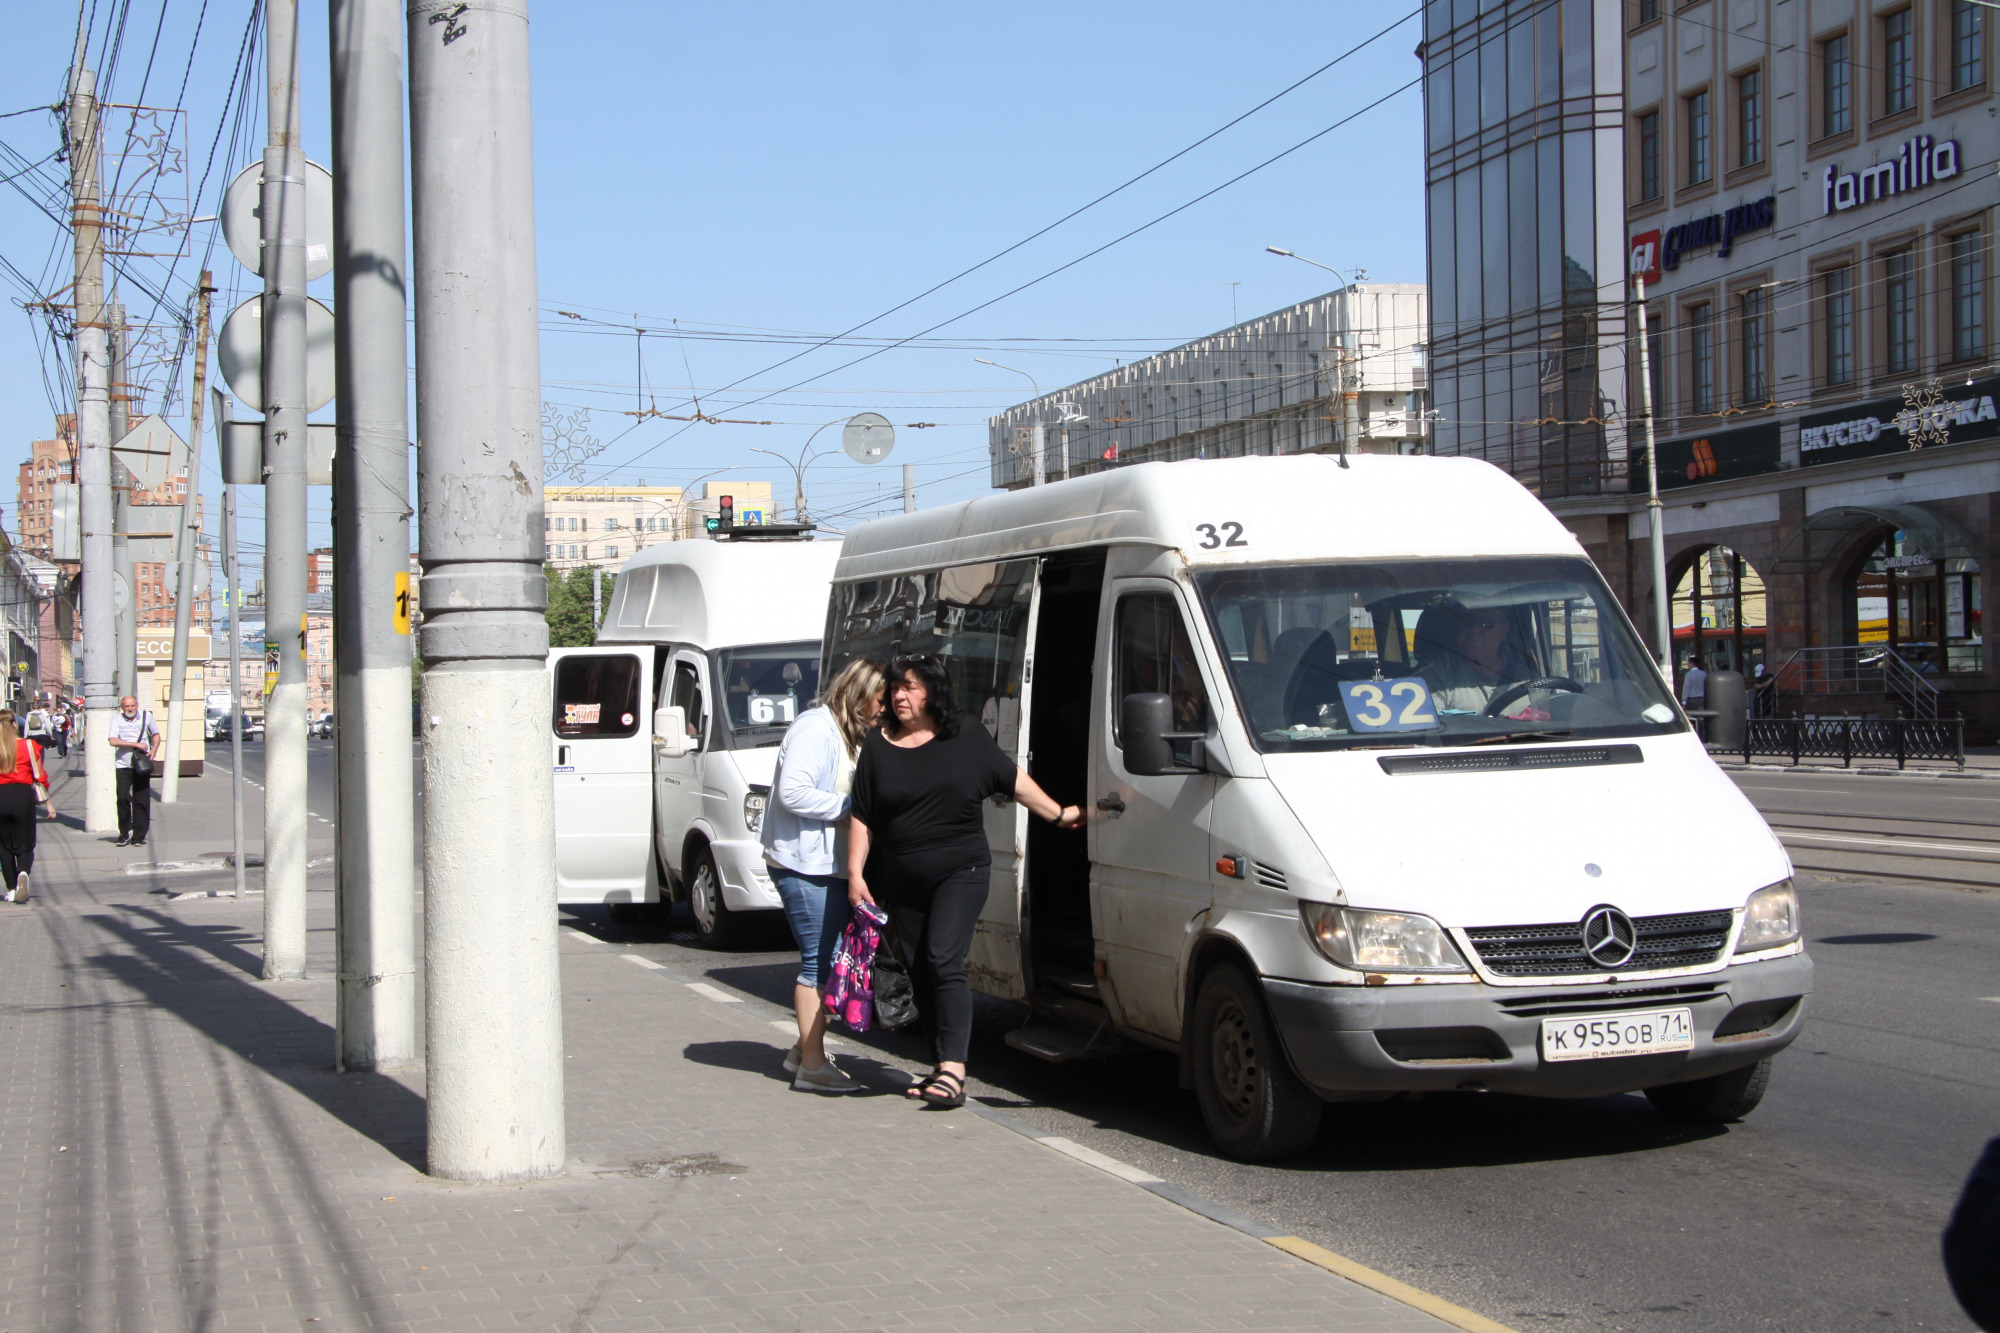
[718,495,734,530]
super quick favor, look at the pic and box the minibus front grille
[1463,911,1734,977]
[1493,981,1728,1018]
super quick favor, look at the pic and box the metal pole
[113,474,136,699]
[71,63,117,833]
[1031,422,1045,487]
[409,0,565,1181]
[261,0,311,980]
[591,566,601,628]
[225,485,246,897]
[330,0,418,1072]
[902,462,915,513]
[161,273,213,803]
[1634,276,1672,672]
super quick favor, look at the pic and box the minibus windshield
[710,641,821,749]
[1196,558,1682,753]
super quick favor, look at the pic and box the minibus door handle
[557,745,571,767]
[1095,794,1126,814]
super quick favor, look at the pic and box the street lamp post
[1267,247,1364,458]
[977,358,1045,485]
[750,415,847,523]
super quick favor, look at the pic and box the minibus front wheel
[1644,1057,1773,1122]
[1191,964,1322,1161]
[685,845,745,949]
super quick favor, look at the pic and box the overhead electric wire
[593,71,1425,482]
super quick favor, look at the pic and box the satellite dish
[221,159,335,282]
[842,412,894,465]
[217,295,338,413]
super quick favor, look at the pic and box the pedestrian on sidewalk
[847,653,1082,1110]
[108,695,161,847]
[0,710,50,903]
[22,701,51,753]
[50,703,70,757]
[761,656,886,1095]
[1681,655,1708,713]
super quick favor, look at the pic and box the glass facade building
[1421,0,1629,499]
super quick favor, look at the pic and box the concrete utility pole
[1633,276,1672,672]
[71,61,116,833]
[261,0,311,980]
[161,273,214,803]
[408,0,565,1181]
[224,485,247,898]
[330,0,417,1072]
[592,567,601,627]
[902,462,915,513]
[1030,422,1046,487]
[112,473,136,698]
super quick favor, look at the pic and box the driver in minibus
[1413,603,1537,714]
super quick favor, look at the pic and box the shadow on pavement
[79,904,428,1172]
[680,1039,910,1096]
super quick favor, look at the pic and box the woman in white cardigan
[760,657,886,1093]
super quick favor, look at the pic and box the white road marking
[619,953,666,971]
[1037,1136,1165,1185]
[562,927,606,946]
[685,981,742,1003]
[1777,830,2000,857]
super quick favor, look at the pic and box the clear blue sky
[0,2,1427,586]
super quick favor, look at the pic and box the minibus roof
[834,455,1584,582]
[596,537,840,648]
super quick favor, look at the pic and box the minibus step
[1005,1023,1126,1063]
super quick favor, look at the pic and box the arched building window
[1848,531,1982,673]
[1672,545,1767,675]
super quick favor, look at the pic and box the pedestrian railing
[1700,713,1965,769]
[1771,645,1945,719]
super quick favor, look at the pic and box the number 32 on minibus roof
[1339,679,1440,733]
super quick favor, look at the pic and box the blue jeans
[773,869,850,989]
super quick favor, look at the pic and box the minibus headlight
[743,789,768,835]
[1301,903,1470,973]
[1737,880,1800,952]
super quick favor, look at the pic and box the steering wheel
[1482,675,1588,717]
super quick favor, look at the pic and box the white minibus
[550,532,839,946]
[827,454,1810,1160]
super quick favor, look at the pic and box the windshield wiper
[1466,730,1574,746]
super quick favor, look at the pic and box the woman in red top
[0,709,51,903]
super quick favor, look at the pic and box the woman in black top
[848,653,1081,1108]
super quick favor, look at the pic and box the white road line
[562,927,606,946]
[685,981,742,1003]
[1777,830,2000,857]
[1980,997,2000,1004]
[1037,1135,1165,1185]
[619,953,667,971]
[769,1019,795,1032]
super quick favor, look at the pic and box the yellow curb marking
[1264,1236,1521,1333]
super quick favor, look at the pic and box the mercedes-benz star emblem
[1581,905,1637,969]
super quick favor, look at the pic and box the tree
[545,564,601,647]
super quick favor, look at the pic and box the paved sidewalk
[0,761,1451,1332]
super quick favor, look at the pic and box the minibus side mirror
[1120,692,1206,776]
[655,706,689,758]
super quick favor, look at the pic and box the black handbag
[131,712,155,778]
[871,925,920,1030]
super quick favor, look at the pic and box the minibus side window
[1115,594,1210,741]
[669,661,705,748]
[553,654,641,739]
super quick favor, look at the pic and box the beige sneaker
[791,1059,861,1094]
[13,872,24,904]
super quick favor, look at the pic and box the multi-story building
[15,416,75,566]
[987,286,1431,487]
[1425,0,1996,731]
[542,481,774,572]
[307,547,333,594]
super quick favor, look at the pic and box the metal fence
[1771,645,1945,719]
[1701,714,1965,769]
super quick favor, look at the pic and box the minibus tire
[1643,1058,1772,1122]
[686,847,744,949]
[1191,964,1322,1161]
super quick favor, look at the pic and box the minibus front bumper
[708,839,781,912]
[1261,950,1812,1099]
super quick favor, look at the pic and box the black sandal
[905,1068,944,1099]
[919,1069,965,1109]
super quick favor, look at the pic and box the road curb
[1716,760,1994,780]
[565,924,1523,1333]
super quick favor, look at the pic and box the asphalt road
[240,742,1992,1332]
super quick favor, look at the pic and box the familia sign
[1631,195,1776,282]
[1798,377,1999,466]
[1821,136,1961,215]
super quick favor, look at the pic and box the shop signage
[1629,195,1776,282]
[1798,377,2000,466]
[1821,136,1961,216]
[1631,421,1782,492]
